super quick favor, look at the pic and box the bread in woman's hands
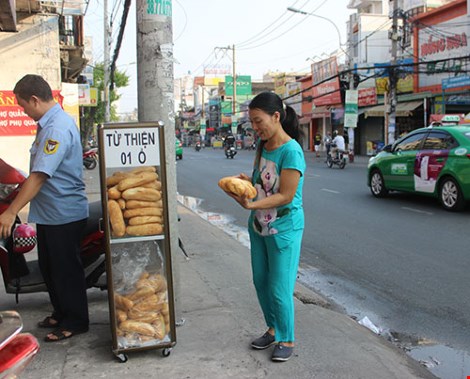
[218,176,257,199]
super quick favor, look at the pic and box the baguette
[123,207,163,218]
[141,180,162,190]
[125,200,162,209]
[126,223,163,236]
[108,200,126,237]
[119,320,156,337]
[132,294,164,312]
[218,176,257,199]
[122,187,161,201]
[117,172,158,191]
[114,293,134,311]
[116,309,128,323]
[117,198,126,210]
[127,286,155,301]
[107,185,121,200]
[128,216,163,226]
[129,166,157,175]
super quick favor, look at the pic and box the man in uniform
[0,74,89,342]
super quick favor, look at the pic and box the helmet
[333,130,338,137]
[13,223,37,254]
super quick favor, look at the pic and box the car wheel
[439,177,464,212]
[370,169,388,198]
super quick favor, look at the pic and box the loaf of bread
[125,200,161,209]
[108,200,126,237]
[128,216,163,226]
[122,187,161,201]
[114,293,134,311]
[117,172,158,191]
[127,286,155,302]
[218,176,257,199]
[119,320,156,337]
[126,223,163,236]
[123,207,163,218]
[116,309,128,323]
[108,185,122,200]
[132,294,165,312]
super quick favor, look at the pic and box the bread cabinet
[98,122,176,361]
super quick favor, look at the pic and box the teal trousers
[249,228,303,342]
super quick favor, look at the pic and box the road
[176,147,470,361]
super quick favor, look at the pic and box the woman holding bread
[224,91,305,362]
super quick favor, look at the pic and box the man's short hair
[13,74,54,102]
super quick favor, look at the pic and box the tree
[81,63,129,145]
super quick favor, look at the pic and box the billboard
[311,57,342,106]
[225,75,252,96]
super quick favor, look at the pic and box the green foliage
[81,63,130,144]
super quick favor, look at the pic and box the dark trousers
[37,219,89,331]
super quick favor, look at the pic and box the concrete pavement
[1,162,438,379]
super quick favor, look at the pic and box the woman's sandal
[37,316,60,329]
[44,328,88,342]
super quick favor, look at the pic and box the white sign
[103,127,160,168]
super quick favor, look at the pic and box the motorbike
[0,310,39,378]
[326,144,347,169]
[83,147,98,170]
[0,159,107,303]
[194,141,201,152]
[224,145,237,159]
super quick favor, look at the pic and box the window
[394,132,426,152]
[422,131,458,150]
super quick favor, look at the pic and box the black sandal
[37,316,60,329]
[44,328,88,342]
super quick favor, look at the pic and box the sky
[84,0,355,114]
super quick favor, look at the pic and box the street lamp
[287,7,348,58]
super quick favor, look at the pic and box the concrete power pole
[387,0,399,144]
[136,1,180,317]
[103,0,110,122]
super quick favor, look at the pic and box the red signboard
[0,91,63,136]
[311,57,342,106]
[358,87,377,107]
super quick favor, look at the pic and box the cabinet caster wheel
[116,353,128,363]
[162,348,171,357]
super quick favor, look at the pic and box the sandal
[37,316,60,329]
[44,327,88,342]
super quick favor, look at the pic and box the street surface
[176,146,470,378]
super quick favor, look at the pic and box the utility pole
[232,44,236,130]
[216,45,237,133]
[387,0,399,144]
[136,0,180,318]
[103,0,110,122]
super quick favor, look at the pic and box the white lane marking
[321,188,340,194]
[401,207,433,215]
[305,174,320,178]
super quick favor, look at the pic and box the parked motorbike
[0,159,106,303]
[83,147,98,170]
[0,310,39,378]
[326,144,347,169]
[194,141,201,152]
[225,145,237,159]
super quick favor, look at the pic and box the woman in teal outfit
[226,92,305,362]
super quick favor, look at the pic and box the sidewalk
[2,170,437,379]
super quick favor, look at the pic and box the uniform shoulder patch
[44,139,60,154]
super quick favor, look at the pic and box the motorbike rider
[323,131,332,162]
[223,132,236,155]
[330,130,345,160]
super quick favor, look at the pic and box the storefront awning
[363,100,423,118]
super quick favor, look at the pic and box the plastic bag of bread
[218,176,257,199]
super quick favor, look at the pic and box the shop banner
[311,57,342,106]
[344,90,358,128]
[358,87,377,107]
[0,90,63,136]
[225,75,252,96]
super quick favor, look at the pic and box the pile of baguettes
[106,166,164,237]
[114,271,170,342]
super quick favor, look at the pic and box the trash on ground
[358,316,381,334]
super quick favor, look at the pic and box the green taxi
[367,124,470,211]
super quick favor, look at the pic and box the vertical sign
[103,127,160,168]
[344,90,358,128]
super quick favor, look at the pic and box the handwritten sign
[103,127,160,168]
